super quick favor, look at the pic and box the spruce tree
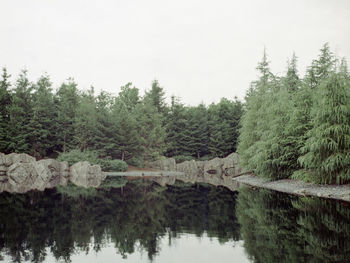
[55,79,79,153]
[0,68,12,153]
[296,71,350,184]
[28,74,57,158]
[8,70,33,153]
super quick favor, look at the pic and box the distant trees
[238,43,350,184]
[0,73,243,164]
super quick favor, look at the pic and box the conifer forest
[0,43,349,184]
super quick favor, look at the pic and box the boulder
[204,157,224,177]
[148,158,176,171]
[176,160,200,181]
[5,158,70,192]
[222,153,242,177]
[70,161,106,188]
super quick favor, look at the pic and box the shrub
[57,149,99,166]
[57,149,127,172]
[99,159,128,172]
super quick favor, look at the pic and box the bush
[57,149,99,166]
[173,155,195,164]
[127,156,144,167]
[57,149,127,172]
[98,159,128,172]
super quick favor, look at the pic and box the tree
[144,80,166,115]
[296,71,350,184]
[7,70,33,153]
[55,79,79,153]
[73,87,98,151]
[28,74,57,158]
[112,83,141,160]
[134,98,166,162]
[0,67,12,153]
[237,49,273,171]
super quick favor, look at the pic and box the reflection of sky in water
[1,233,250,263]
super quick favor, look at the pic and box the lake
[0,178,349,263]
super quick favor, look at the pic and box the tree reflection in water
[0,179,239,262]
[236,187,350,263]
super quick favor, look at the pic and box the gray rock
[70,161,106,188]
[176,160,200,181]
[204,157,224,177]
[148,158,176,171]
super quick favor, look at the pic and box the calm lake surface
[1,178,350,263]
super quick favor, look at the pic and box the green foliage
[57,149,127,172]
[237,187,350,262]
[98,158,128,172]
[57,149,99,166]
[238,44,350,184]
[295,72,350,184]
[173,155,195,163]
[0,68,12,153]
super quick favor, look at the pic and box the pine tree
[144,80,166,115]
[28,74,57,158]
[134,98,166,162]
[55,79,79,153]
[237,49,272,171]
[112,83,141,160]
[296,71,350,184]
[8,70,33,153]
[0,68,12,153]
[74,87,98,151]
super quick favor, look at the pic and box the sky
[0,0,349,105]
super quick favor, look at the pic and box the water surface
[1,178,350,262]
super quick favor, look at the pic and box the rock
[222,153,242,177]
[70,161,106,188]
[148,158,176,171]
[176,160,200,181]
[204,157,223,177]
[5,158,70,192]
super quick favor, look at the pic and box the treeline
[0,71,243,164]
[238,43,350,184]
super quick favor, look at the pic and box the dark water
[0,178,350,263]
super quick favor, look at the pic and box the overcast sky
[1,0,349,105]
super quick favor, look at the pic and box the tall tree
[112,83,141,160]
[55,79,79,153]
[74,87,98,151]
[0,68,12,153]
[144,80,166,115]
[8,70,33,153]
[28,74,57,158]
[296,71,350,184]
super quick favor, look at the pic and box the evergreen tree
[94,91,116,158]
[112,83,141,160]
[134,98,166,162]
[186,104,209,158]
[165,96,189,157]
[295,71,350,184]
[74,87,98,151]
[237,49,272,171]
[55,79,79,153]
[144,80,166,115]
[0,68,12,153]
[8,70,33,153]
[28,74,57,158]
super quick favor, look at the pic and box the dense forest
[238,43,350,184]
[0,70,243,165]
[1,43,349,184]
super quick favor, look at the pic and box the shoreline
[232,174,350,202]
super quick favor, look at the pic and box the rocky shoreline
[0,152,106,193]
[233,174,350,202]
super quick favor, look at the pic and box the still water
[0,178,350,263]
